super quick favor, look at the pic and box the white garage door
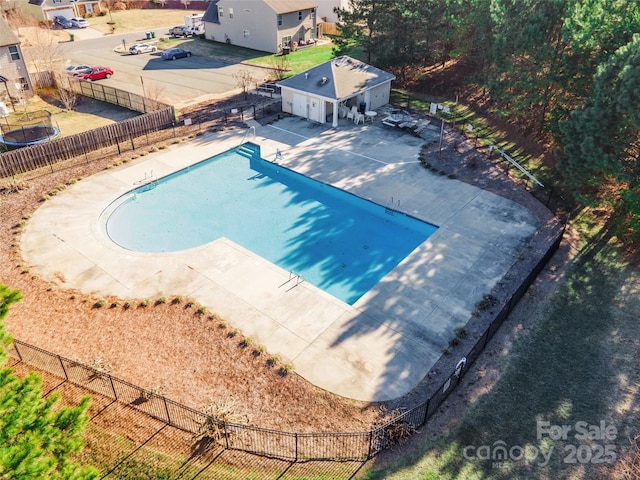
[46,8,74,20]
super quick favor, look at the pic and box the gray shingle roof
[202,0,220,23]
[0,16,20,47]
[205,0,317,20]
[263,0,318,14]
[278,56,395,101]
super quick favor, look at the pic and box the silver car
[64,64,91,76]
[129,43,158,55]
[69,17,89,28]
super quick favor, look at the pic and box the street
[49,28,270,107]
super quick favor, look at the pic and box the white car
[65,64,91,76]
[70,17,89,28]
[129,43,157,55]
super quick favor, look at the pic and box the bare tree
[232,69,255,99]
[268,55,290,81]
[21,28,64,73]
[53,75,77,111]
[143,81,167,105]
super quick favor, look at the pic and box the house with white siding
[315,0,348,23]
[278,56,395,128]
[0,16,33,106]
[202,0,319,54]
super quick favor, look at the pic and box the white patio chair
[346,106,357,121]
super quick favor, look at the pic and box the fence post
[422,397,431,426]
[108,375,117,400]
[367,430,373,459]
[163,397,171,425]
[295,432,299,461]
[58,355,69,380]
[223,421,229,449]
[12,341,23,361]
[128,124,135,151]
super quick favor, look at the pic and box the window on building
[277,14,282,26]
[282,35,291,46]
[16,77,29,90]
[218,6,223,17]
[85,3,93,13]
[8,46,20,61]
[243,29,249,38]
[229,8,233,18]
[52,0,61,4]
[311,8,315,20]
[298,11,302,20]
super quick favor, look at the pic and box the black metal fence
[6,217,564,462]
[222,98,282,124]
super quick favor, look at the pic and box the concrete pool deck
[21,116,540,402]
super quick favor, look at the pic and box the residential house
[202,0,319,54]
[0,15,33,106]
[278,55,395,127]
[24,0,102,22]
[315,0,348,23]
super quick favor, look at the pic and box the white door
[308,97,321,122]
[293,93,307,118]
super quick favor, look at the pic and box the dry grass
[9,9,206,44]
[85,8,205,35]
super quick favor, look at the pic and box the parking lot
[58,30,273,107]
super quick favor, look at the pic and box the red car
[77,66,113,81]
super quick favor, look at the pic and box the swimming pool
[102,144,438,305]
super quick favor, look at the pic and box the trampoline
[0,110,60,149]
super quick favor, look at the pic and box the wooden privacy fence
[6,217,564,462]
[0,106,176,180]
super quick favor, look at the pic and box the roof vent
[321,76,329,84]
[304,73,309,79]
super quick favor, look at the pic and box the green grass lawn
[155,38,336,80]
[360,213,640,479]
[243,42,336,77]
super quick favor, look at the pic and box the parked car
[188,23,204,36]
[77,66,113,81]
[161,48,192,60]
[53,16,72,29]
[65,64,91,76]
[69,17,89,28]
[169,25,191,37]
[129,43,157,55]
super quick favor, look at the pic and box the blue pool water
[103,145,438,305]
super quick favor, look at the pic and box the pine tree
[0,285,99,480]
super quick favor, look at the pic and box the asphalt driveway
[59,30,272,107]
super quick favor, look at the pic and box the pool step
[237,143,260,160]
